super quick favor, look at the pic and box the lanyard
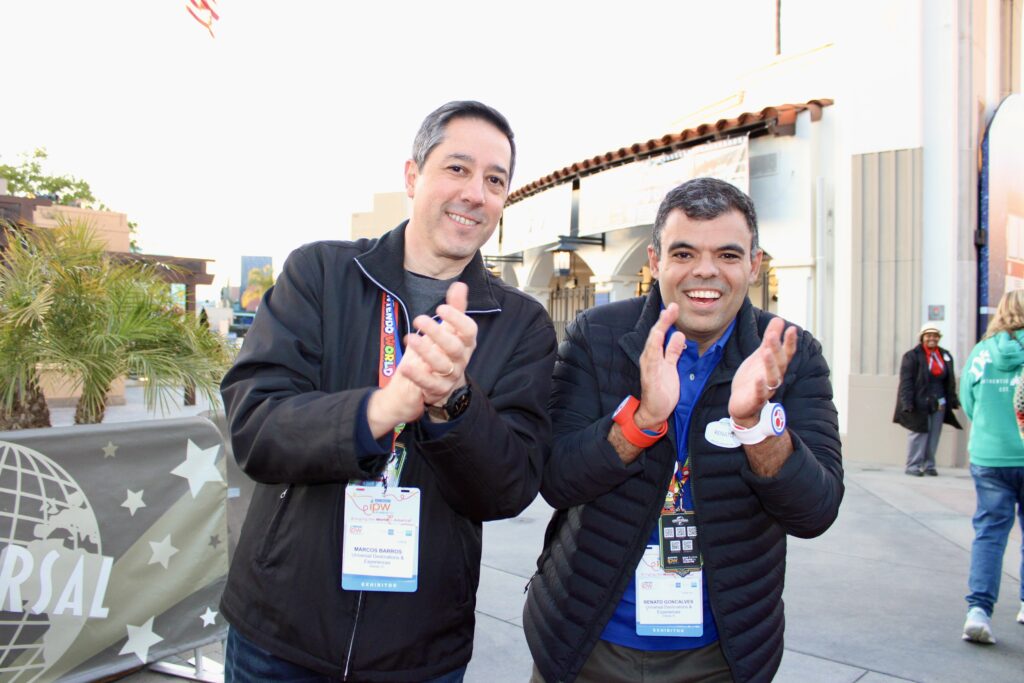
[666,456,692,513]
[378,293,406,487]
[379,292,403,387]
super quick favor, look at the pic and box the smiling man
[524,178,844,683]
[219,101,556,682]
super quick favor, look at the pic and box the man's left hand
[729,317,798,427]
[402,282,478,408]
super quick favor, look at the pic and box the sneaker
[905,469,924,477]
[963,607,996,644]
[924,469,938,476]
[1017,601,1023,625]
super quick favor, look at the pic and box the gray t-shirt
[403,270,459,320]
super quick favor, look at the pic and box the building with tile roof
[481,1,1023,468]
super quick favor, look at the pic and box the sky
[1,1,792,302]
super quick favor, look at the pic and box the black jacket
[220,223,556,681]
[523,285,844,683]
[892,344,962,433]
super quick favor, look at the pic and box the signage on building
[0,417,228,682]
[578,136,750,237]
[979,94,1024,337]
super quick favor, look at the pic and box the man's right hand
[635,303,686,427]
[367,363,427,439]
[609,304,685,463]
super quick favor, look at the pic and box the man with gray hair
[220,101,556,681]
[524,177,843,682]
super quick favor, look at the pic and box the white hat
[919,324,942,338]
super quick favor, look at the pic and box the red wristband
[612,396,668,448]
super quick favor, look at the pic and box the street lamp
[553,249,571,276]
[547,234,604,278]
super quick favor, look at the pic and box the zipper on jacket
[686,388,739,678]
[354,260,413,332]
[354,258,501,329]
[342,591,364,680]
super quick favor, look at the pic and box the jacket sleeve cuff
[419,412,463,440]
[355,389,395,464]
[738,431,818,491]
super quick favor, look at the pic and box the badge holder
[634,545,704,637]
[658,511,701,575]
[341,485,420,592]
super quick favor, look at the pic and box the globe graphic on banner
[0,440,102,682]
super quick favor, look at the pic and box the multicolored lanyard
[658,455,701,574]
[663,456,692,514]
[377,292,406,487]
[379,292,403,391]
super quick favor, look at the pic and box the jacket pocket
[452,520,475,607]
[256,484,293,567]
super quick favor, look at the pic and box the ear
[748,248,764,284]
[404,159,419,199]
[647,244,660,279]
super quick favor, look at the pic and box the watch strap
[612,396,668,448]
[729,402,786,445]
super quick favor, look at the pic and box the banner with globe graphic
[0,416,229,682]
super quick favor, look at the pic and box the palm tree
[0,221,232,427]
[0,223,56,429]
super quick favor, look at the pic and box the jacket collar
[619,283,665,366]
[619,282,761,374]
[354,220,502,316]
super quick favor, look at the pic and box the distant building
[219,285,240,308]
[492,3,1023,471]
[351,192,409,240]
[240,255,272,295]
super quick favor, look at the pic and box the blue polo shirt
[600,319,735,650]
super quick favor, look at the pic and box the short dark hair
[412,101,516,182]
[651,177,759,257]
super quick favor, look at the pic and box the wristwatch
[729,402,786,445]
[612,396,668,448]
[428,384,472,422]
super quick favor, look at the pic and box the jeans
[966,464,1024,615]
[225,627,467,682]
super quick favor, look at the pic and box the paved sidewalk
[80,391,1024,682]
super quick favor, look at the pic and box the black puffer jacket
[892,345,962,433]
[220,223,556,681]
[523,285,844,683]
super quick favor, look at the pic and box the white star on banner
[148,534,179,569]
[102,441,118,458]
[119,616,163,663]
[200,607,218,627]
[122,489,146,516]
[171,440,223,498]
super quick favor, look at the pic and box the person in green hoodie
[959,288,1024,644]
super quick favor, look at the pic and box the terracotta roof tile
[507,99,833,205]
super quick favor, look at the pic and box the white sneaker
[1017,601,1024,625]
[963,606,996,644]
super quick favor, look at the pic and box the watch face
[446,386,471,419]
[769,404,786,436]
[613,396,631,418]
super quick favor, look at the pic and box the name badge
[635,545,704,636]
[705,419,741,449]
[341,485,420,592]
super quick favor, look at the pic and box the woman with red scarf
[893,324,963,475]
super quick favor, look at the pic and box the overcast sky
[1,1,790,300]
